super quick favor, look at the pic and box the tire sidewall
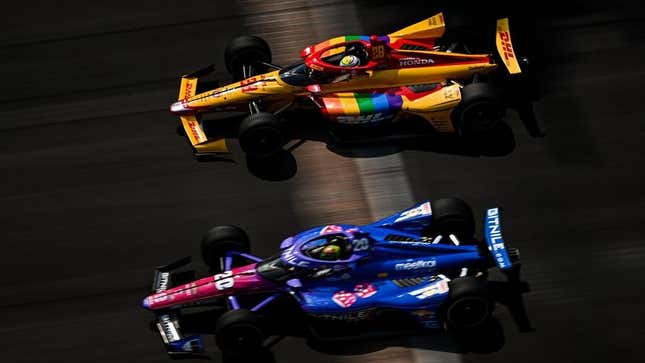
[444,277,493,331]
[429,198,475,240]
[201,225,250,269]
[215,310,264,357]
[238,113,285,157]
[224,35,272,79]
[453,83,503,136]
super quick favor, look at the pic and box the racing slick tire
[225,35,272,81]
[238,112,285,158]
[444,277,493,331]
[215,309,265,358]
[201,225,250,271]
[452,83,503,136]
[429,197,475,240]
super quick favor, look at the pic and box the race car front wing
[149,257,206,356]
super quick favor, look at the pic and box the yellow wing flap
[389,13,445,40]
[180,115,229,154]
[178,77,197,101]
[495,18,522,75]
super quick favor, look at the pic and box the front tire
[444,277,493,331]
[215,309,265,358]
[238,112,285,157]
[225,35,272,81]
[200,225,250,271]
[452,83,503,136]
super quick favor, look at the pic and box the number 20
[214,271,234,290]
[353,238,370,251]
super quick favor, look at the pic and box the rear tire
[444,277,493,331]
[201,225,250,271]
[238,112,285,158]
[225,35,272,81]
[452,83,503,136]
[215,309,265,358]
[430,197,475,240]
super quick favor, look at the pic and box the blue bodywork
[268,201,510,329]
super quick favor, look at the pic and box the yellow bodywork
[171,13,522,155]
[402,84,461,132]
[388,13,446,40]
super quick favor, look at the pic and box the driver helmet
[319,244,342,260]
[339,54,360,67]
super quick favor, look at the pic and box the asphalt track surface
[1,1,644,362]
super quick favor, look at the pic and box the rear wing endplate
[484,208,512,270]
[495,18,522,75]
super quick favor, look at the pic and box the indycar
[169,13,537,160]
[142,198,530,357]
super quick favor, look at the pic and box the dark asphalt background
[1,1,644,362]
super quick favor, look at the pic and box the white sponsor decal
[283,245,310,267]
[152,293,169,303]
[395,259,437,271]
[399,57,435,67]
[157,272,170,292]
[158,314,180,342]
[214,271,234,290]
[409,279,449,300]
[395,202,432,222]
[487,208,508,268]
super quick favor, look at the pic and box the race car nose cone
[170,101,188,113]
[142,297,151,309]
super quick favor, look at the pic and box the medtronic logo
[395,259,436,271]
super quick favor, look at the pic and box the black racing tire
[201,225,250,270]
[444,277,493,331]
[452,83,503,136]
[430,197,475,240]
[215,309,265,358]
[225,35,272,81]
[238,112,285,158]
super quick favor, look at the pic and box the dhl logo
[241,77,258,93]
[186,120,205,143]
[498,30,515,61]
[183,81,193,100]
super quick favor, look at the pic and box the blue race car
[142,198,528,357]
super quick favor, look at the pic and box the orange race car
[169,13,533,160]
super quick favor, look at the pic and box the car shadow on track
[243,121,516,181]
